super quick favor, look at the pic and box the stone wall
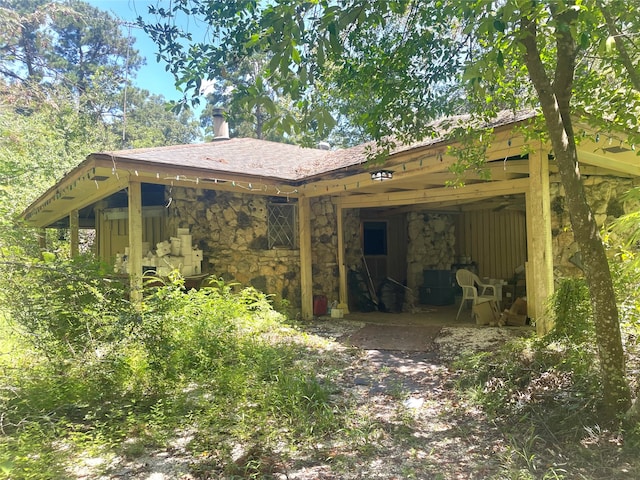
[343,208,362,270]
[406,212,456,291]
[165,187,345,309]
[310,197,340,302]
[161,173,638,309]
[551,176,639,278]
[166,187,302,307]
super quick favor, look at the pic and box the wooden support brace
[70,209,79,257]
[128,180,143,307]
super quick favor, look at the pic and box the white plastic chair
[455,269,499,320]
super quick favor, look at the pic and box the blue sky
[86,1,195,105]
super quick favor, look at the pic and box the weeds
[455,277,640,479]
[0,257,345,479]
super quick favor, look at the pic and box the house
[21,111,640,334]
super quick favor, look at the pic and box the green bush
[547,278,594,344]
[455,279,603,434]
[1,264,339,478]
[0,253,134,361]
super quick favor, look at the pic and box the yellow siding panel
[457,209,527,281]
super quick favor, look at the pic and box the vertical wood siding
[456,209,527,280]
[97,207,166,263]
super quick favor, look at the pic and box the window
[363,221,387,255]
[268,202,297,248]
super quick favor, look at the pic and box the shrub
[0,253,134,361]
[547,278,594,344]
[1,261,339,477]
[455,278,603,436]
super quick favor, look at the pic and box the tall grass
[0,256,339,479]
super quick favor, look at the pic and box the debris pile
[114,228,203,276]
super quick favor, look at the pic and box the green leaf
[269,52,281,74]
[579,32,590,50]
[339,6,362,29]
[291,45,301,64]
[245,33,261,48]
[327,21,342,54]
[605,35,616,53]
[317,41,325,65]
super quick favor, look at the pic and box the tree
[47,1,143,99]
[199,54,294,141]
[0,0,143,113]
[0,0,66,83]
[143,0,640,420]
[0,1,204,253]
[0,82,110,249]
[115,86,201,148]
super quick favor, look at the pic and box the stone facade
[343,208,362,271]
[550,176,640,278]
[309,197,340,301]
[165,187,345,309]
[166,187,301,306]
[406,212,456,292]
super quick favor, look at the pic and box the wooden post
[337,205,349,312]
[298,196,313,320]
[38,228,47,250]
[526,146,555,335]
[69,209,79,257]
[128,180,143,306]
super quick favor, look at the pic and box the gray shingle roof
[96,110,537,181]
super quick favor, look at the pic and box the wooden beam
[298,196,313,320]
[302,156,458,198]
[128,180,143,307]
[526,146,554,334]
[485,158,530,175]
[133,172,299,199]
[38,228,47,250]
[394,169,525,189]
[303,128,530,198]
[24,174,129,228]
[69,209,79,257]
[336,205,349,312]
[336,178,530,209]
[577,140,640,176]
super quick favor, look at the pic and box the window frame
[267,201,298,249]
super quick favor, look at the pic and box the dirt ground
[79,316,536,480]
[339,324,443,351]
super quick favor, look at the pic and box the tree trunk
[547,113,631,419]
[520,7,631,420]
[255,103,263,139]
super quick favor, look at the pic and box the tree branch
[551,4,578,110]
[598,0,640,92]
[519,11,554,99]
